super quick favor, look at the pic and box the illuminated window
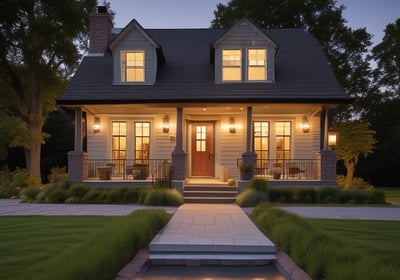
[275,121,291,161]
[112,121,127,161]
[135,122,150,161]
[248,49,266,81]
[253,121,270,169]
[222,49,242,81]
[122,51,144,82]
[196,126,206,152]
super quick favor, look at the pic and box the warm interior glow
[222,49,241,81]
[248,49,266,81]
[125,51,144,82]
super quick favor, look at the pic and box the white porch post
[67,107,87,183]
[171,107,185,192]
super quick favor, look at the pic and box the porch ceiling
[79,103,328,116]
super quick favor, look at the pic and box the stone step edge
[149,245,276,254]
[149,253,277,261]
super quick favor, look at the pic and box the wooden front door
[191,122,214,177]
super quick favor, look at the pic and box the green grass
[308,219,400,269]
[0,216,118,280]
[379,187,400,204]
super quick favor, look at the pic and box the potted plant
[272,166,282,179]
[239,163,254,180]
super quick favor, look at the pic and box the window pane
[248,49,266,81]
[223,67,241,81]
[222,49,241,81]
[125,51,145,82]
[248,67,265,80]
[248,49,266,66]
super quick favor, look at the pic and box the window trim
[222,49,242,82]
[121,50,145,83]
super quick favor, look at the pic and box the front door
[191,122,214,177]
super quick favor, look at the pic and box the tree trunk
[25,83,44,180]
[344,162,354,189]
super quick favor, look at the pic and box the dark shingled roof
[58,28,350,105]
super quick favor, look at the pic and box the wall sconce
[93,117,101,133]
[229,116,236,133]
[302,115,310,133]
[162,115,170,133]
[328,130,337,149]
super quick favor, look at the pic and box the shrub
[236,189,268,207]
[67,184,90,201]
[48,167,69,189]
[107,187,141,204]
[318,186,339,203]
[267,188,294,203]
[249,178,268,192]
[20,186,41,202]
[228,178,236,186]
[46,188,67,203]
[339,189,369,204]
[366,189,386,204]
[336,175,373,190]
[142,189,183,206]
[0,169,41,198]
[294,188,317,203]
[81,189,108,204]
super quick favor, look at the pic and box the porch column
[68,107,86,183]
[171,107,185,192]
[316,150,337,186]
[321,107,329,150]
[239,106,257,192]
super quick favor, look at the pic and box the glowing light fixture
[93,117,101,133]
[302,115,310,133]
[328,130,337,149]
[162,115,170,133]
[229,116,236,133]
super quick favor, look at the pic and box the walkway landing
[149,204,276,265]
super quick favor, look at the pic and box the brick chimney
[88,6,113,55]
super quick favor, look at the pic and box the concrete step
[149,253,276,265]
[184,185,238,204]
[184,197,236,203]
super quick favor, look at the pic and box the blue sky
[107,0,399,46]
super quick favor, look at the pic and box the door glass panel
[196,126,206,152]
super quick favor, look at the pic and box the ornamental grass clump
[143,188,183,206]
[22,210,171,280]
[236,189,268,207]
[250,203,397,280]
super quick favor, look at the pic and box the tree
[333,121,376,189]
[372,18,400,99]
[211,0,373,119]
[0,0,96,179]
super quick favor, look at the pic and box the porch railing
[238,158,320,180]
[85,158,172,184]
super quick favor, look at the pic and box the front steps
[183,185,237,203]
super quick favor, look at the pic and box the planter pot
[273,173,281,179]
[97,167,112,180]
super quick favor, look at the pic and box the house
[57,7,349,190]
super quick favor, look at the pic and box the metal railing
[238,158,320,180]
[85,159,172,183]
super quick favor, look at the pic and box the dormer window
[121,51,145,82]
[222,49,242,81]
[248,49,266,81]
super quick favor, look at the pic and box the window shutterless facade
[134,122,150,162]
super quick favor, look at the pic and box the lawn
[308,219,400,269]
[0,216,118,280]
[379,187,400,204]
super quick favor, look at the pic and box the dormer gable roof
[212,17,279,51]
[109,19,165,63]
